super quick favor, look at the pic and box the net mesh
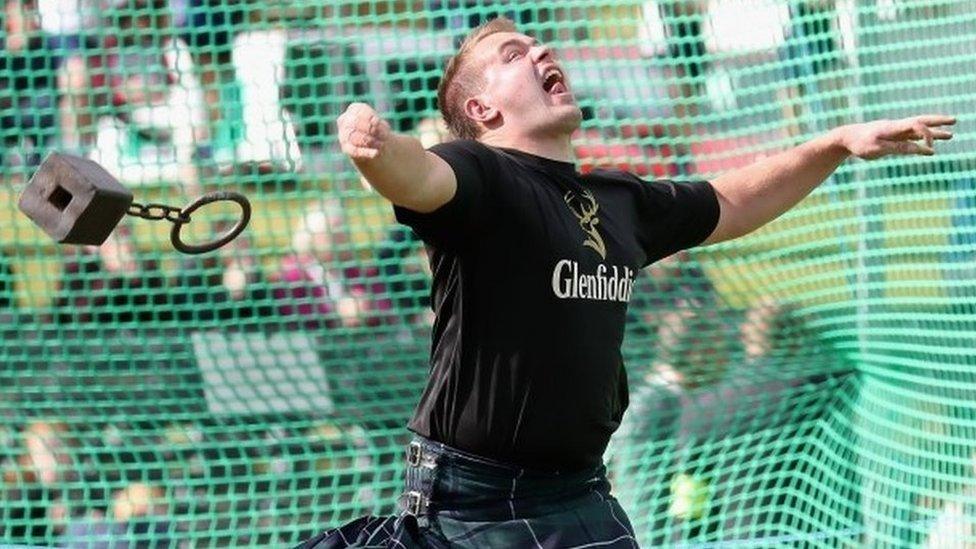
[1,0,974,546]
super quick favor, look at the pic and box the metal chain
[123,192,250,254]
[126,201,191,224]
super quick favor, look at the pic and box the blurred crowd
[0,415,389,546]
[0,0,851,180]
[2,0,227,181]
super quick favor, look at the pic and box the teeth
[543,68,563,92]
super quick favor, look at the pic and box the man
[298,16,954,548]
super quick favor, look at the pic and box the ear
[463,95,500,126]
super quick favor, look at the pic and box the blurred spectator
[924,451,976,549]
[88,0,206,188]
[629,304,735,545]
[228,24,303,174]
[272,200,391,330]
[35,0,98,153]
[0,0,60,168]
[778,0,846,135]
[175,0,250,161]
[627,250,716,347]
[609,357,684,545]
[35,0,93,52]
[427,1,567,45]
[664,299,834,542]
[639,0,708,177]
[173,220,272,323]
[1,420,77,545]
[611,251,722,543]
[61,482,172,548]
[54,226,167,324]
[661,1,707,84]
[428,1,531,42]
[785,0,841,79]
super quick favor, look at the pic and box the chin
[556,107,583,133]
[520,106,583,138]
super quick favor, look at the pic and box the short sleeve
[393,140,498,252]
[635,178,720,266]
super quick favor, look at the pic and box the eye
[506,49,522,62]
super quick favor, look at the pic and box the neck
[479,132,575,163]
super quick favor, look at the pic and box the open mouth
[542,68,568,95]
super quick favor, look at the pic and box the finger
[930,129,954,140]
[914,123,934,150]
[349,125,384,145]
[345,102,373,116]
[886,140,934,156]
[343,122,356,144]
[346,134,383,153]
[353,147,380,159]
[879,120,920,140]
[916,114,957,127]
[366,115,391,139]
[355,106,379,125]
[375,117,392,139]
[886,124,933,147]
[343,144,380,159]
[356,115,384,139]
[341,107,372,132]
[885,122,938,144]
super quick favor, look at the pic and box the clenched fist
[337,102,392,160]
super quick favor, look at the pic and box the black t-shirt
[394,139,720,471]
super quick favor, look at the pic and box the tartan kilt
[296,437,639,548]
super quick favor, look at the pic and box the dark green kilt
[296,437,639,548]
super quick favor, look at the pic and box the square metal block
[18,152,133,245]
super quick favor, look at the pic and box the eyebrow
[496,37,537,55]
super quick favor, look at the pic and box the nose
[530,43,552,63]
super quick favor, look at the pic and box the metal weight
[18,152,252,254]
[18,152,133,245]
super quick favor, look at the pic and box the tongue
[550,82,567,95]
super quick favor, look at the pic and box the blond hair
[437,17,517,140]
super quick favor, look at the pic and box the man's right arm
[337,102,457,213]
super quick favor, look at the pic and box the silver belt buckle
[407,441,422,467]
[405,490,427,516]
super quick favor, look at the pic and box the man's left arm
[702,115,956,245]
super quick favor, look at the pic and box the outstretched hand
[840,115,956,160]
[337,102,392,160]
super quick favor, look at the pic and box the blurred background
[1,0,975,546]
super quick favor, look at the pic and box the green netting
[1,0,974,546]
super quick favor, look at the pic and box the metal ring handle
[170,191,251,254]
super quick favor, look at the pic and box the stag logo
[564,189,607,260]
